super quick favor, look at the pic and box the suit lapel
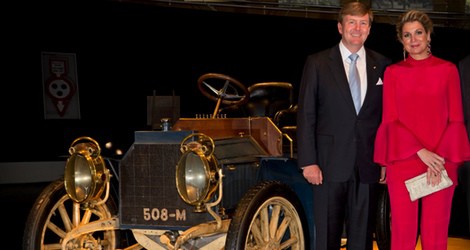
[328,46,357,115]
[362,51,381,113]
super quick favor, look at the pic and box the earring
[427,41,432,55]
[403,48,406,61]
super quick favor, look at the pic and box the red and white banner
[42,52,80,119]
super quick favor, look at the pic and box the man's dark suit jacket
[460,55,470,140]
[458,55,470,232]
[297,44,391,184]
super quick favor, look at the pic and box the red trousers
[387,159,459,250]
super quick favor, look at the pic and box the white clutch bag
[404,170,453,201]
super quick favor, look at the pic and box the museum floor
[372,237,470,250]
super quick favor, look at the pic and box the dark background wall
[2,0,469,161]
[1,1,469,249]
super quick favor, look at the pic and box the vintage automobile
[23,73,390,250]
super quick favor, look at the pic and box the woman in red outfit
[374,10,470,250]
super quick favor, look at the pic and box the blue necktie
[348,53,361,114]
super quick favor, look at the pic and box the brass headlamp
[176,133,220,212]
[64,137,110,203]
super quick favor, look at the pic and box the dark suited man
[459,54,470,233]
[297,2,391,250]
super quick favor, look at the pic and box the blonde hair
[396,10,433,41]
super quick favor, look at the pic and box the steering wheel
[197,73,249,117]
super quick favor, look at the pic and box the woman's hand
[417,148,445,185]
[426,168,442,186]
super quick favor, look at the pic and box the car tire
[226,180,308,249]
[22,178,134,250]
[375,185,391,250]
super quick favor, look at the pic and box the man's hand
[379,166,387,184]
[302,164,323,185]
